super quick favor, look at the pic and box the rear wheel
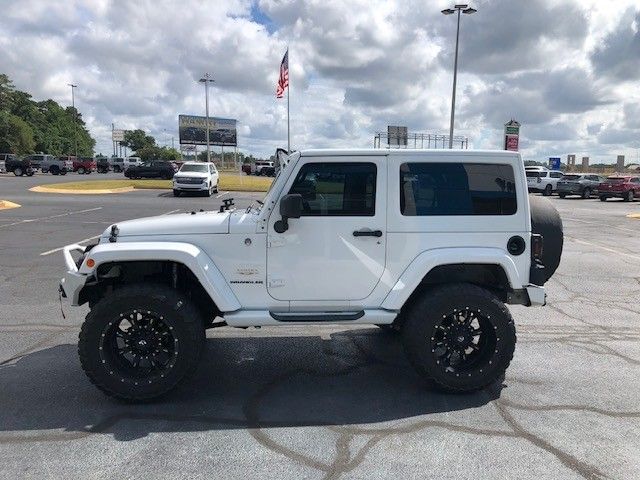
[60,169,67,175]
[78,284,205,401]
[14,167,23,176]
[50,166,59,175]
[624,190,634,202]
[78,167,85,174]
[599,196,607,202]
[558,193,566,199]
[581,188,591,199]
[402,283,516,392]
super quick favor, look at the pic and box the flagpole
[286,47,290,153]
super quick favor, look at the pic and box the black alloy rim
[100,309,178,381]
[429,307,497,375]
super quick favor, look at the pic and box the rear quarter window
[400,162,517,216]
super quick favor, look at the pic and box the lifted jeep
[60,149,563,401]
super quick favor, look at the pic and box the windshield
[561,175,582,180]
[180,164,208,173]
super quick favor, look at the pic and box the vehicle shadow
[0,328,502,442]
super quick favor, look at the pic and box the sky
[1,0,639,163]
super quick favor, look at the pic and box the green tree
[0,111,36,153]
[122,129,156,152]
[0,74,15,112]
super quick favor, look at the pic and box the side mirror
[274,194,303,233]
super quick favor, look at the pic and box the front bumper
[173,182,208,191]
[59,244,88,306]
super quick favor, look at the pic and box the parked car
[124,160,175,179]
[123,156,142,171]
[41,156,70,175]
[598,176,640,202]
[73,157,96,174]
[172,161,219,197]
[557,174,604,199]
[23,154,55,171]
[5,156,35,176]
[96,158,110,173]
[525,167,564,195]
[0,153,15,173]
[109,157,125,173]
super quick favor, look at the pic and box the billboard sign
[548,157,561,170]
[387,125,408,146]
[112,129,125,142]
[178,115,237,146]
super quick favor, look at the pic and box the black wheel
[558,193,566,199]
[14,167,23,176]
[599,196,607,202]
[581,188,591,199]
[402,284,516,393]
[173,189,181,197]
[61,169,67,175]
[624,190,634,202]
[26,169,34,176]
[41,168,49,174]
[51,166,59,175]
[529,195,563,283]
[213,183,218,193]
[543,184,553,196]
[78,167,85,174]
[79,284,205,401]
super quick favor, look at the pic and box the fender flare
[380,247,521,311]
[79,241,241,312]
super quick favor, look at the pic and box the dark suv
[124,160,175,179]
[557,174,604,199]
[5,155,35,176]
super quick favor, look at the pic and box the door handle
[353,229,383,237]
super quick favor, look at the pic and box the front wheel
[558,193,566,199]
[78,284,205,401]
[599,196,607,202]
[543,184,553,196]
[173,189,181,197]
[402,283,516,393]
[77,167,85,174]
[14,167,23,176]
[581,188,592,199]
[624,190,634,202]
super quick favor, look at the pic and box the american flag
[276,50,289,98]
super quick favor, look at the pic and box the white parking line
[216,191,229,198]
[567,236,640,262]
[39,208,181,256]
[0,207,103,229]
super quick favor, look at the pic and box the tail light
[531,234,544,263]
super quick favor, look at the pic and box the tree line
[0,74,95,156]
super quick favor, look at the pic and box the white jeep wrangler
[60,149,563,401]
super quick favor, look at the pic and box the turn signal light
[531,234,544,262]
[85,258,95,268]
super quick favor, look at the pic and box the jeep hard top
[60,149,563,401]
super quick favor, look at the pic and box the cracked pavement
[0,174,639,479]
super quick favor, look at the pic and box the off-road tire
[402,283,516,393]
[581,188,591,199]
[529,195,563,283]
[78,284,205,401]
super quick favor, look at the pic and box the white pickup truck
[60,149,563,401]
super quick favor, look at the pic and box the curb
[30,185,135,194]
[0,200,21,210]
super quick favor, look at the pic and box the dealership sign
[178,115,237,146]
[504,119,520,152]
[112,129,125,142]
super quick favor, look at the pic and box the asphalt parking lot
[1,174,639,479]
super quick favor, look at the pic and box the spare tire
[529,195,563,283]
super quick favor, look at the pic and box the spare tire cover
[529,195,563,282]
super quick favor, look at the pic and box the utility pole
[68,84,78,157]
[441,4,476,149]
[199,73,215,162]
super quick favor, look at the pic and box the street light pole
[441,4,476,149]
[199,73,215,163]
[68,83,78,157]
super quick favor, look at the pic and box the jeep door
[266,156,387,301]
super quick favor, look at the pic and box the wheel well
[79,260,221,326]
[399,263,512,319]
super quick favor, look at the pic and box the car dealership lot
[0,175,639,479]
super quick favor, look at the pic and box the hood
[103,211,231,238]
[174,171,209,178]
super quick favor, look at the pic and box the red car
[73,157,96,174]
[598,176,640,202]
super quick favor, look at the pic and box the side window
[400,162,517,216]
[288,162,376,216]
[631,178,640,183]
[550,172,563,179]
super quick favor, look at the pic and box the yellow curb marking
[627,213,640,219]
[0,200,21,210]
[30,185,135,194]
